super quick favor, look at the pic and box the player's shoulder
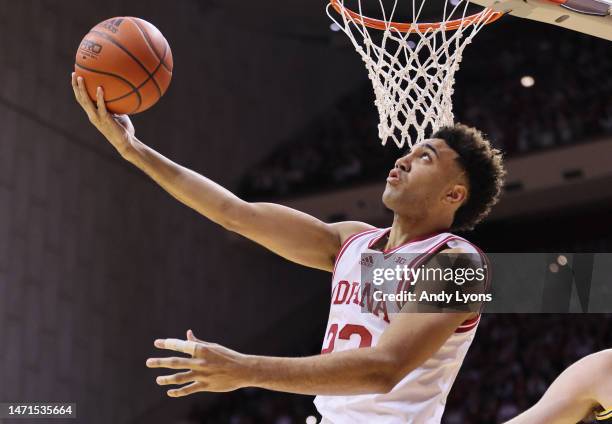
[589,350,612,421]
[331,221,379,246]
[576,349,612,376]
[575,349,612,367]
[554,349,612,410]
[330,222,380,267]
[439,232,483,254]
[427,233,486,268]
[556,349,612,390]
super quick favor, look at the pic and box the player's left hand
[71,73,136,159]
[146,330,250,396]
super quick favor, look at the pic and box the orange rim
[329,0,504,33]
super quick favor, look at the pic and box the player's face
[382,138,468,216]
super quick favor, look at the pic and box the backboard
[472,0,612,40]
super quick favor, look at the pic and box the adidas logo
[108,18,124,27]
[100,18,124,34]
[359,255,374,267]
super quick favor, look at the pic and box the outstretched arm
[71,74,373,271]
[146,311,472,396]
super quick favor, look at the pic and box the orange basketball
[74,17,173,115]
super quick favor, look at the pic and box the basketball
[74,17,173,115]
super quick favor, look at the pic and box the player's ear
[445,184,468,206]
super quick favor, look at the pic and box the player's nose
[395,155,411,173]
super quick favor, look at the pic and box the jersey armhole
[427,238,483,333]
[331,229,380,278]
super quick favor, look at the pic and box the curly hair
[431,123,506,232]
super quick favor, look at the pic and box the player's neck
[385,214,450,251]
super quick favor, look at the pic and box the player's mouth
[386,168,401,185]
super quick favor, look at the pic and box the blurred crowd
[239,25,612,199]
[443,314,611,423]
[183,314,612,424]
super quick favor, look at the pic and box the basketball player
[71,73,505,423]
[505,349,612,424]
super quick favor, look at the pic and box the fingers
[146,356,204,370]
[70,72,80,101]
[187,329,205,344]
[96,86,108,117]
[167,382,205,398]
[154,338,198,356]
[71,72,110,124]
[156,370,196,386]
[77,75,95,111]
[71,73,90,115]
[73,74,99,121]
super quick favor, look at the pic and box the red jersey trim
[437,236,488,333]
[458,315,480,327]
[405,234,486,334]
[331,228,380,280]
[368,227,448,255]
[456,315,481,333]
[444,235,493,313]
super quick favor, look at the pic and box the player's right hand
[71,72,135,158]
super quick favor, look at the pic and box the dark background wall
[0,1,363,422]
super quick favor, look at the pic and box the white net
[327,0,500,148]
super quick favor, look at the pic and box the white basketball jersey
[314,228,485,424]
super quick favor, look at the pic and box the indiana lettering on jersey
[331,280,390,323]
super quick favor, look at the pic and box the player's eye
[420,152,432,161]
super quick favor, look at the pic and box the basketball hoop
[327,0,505,148]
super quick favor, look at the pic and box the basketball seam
[106,56,166,112]
[128,17,172,73]
[126,20,172,97]
[75,63,142,113]
[132,27,169,97]
[89,29,162,98]
[152,42,169,96]
[127,18,166,67]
